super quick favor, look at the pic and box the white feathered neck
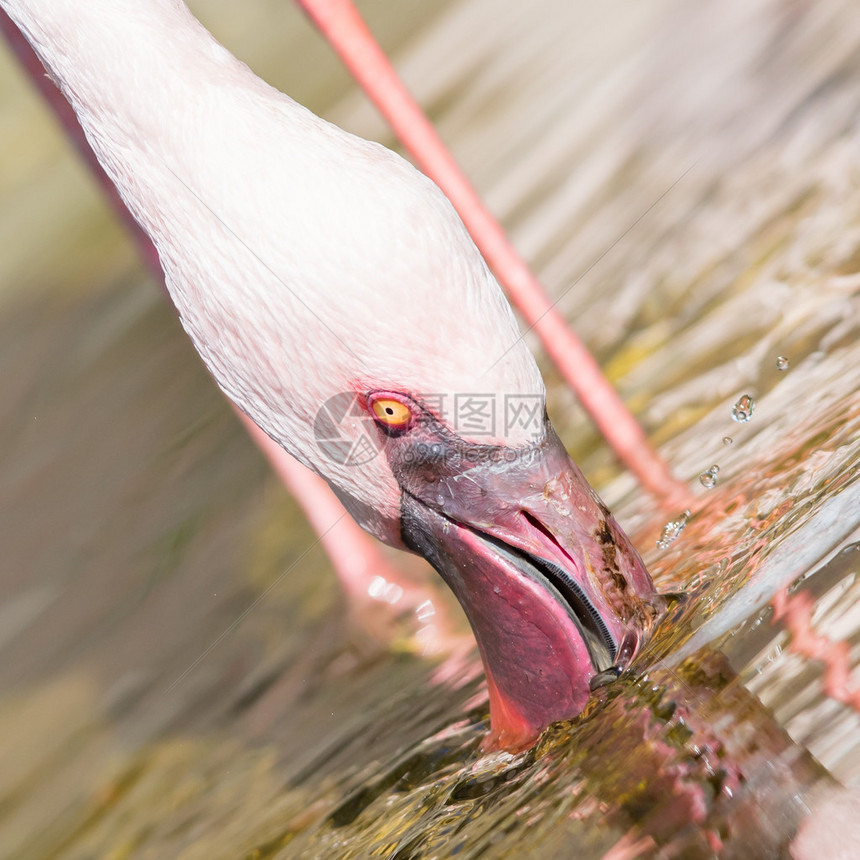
[5,0,545,542]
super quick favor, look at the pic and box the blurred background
[1,0,860,857]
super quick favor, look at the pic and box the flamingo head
[160,80,666,751]
[226,136,666,749]
[21,0,666,749]
[361,388,664,750]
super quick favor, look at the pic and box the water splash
[776,356,790,371]
[657,510,691,549]
[731,394,755,423]
[699,465,720,489]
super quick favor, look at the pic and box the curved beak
[398,424,664,751]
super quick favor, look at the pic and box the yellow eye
[370,396,413,429]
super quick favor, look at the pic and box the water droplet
[776,356,789,371]
[699,465,720,489]
[722,436,733,446]
[657,510,690,550]
[731,394,755,423]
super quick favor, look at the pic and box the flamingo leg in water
[771,586,860,714]
[295,0,692,510]
[0,8,460,651]
[239,417,465,655]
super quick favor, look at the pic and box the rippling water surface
[2,0,860,857]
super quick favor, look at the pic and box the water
[731,395,756,424]
[2,0,860,857]
[699,465,720,489]
[656,510,691,550]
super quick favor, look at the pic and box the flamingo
[2,0,665,750]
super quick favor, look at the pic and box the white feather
[4,0,545,542]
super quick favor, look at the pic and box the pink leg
[239,417,460,654]
[598,831,656,860]
[0,10,458,653]
[771,586,860,712]
[296,0,692,509]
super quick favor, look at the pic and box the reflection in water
[2,0,860,857]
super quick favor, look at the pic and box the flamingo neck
[2,0,276,236]
[2,0,547,543]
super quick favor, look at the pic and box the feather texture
[3,0,544,542]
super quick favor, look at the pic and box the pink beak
[397,423,664,751]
